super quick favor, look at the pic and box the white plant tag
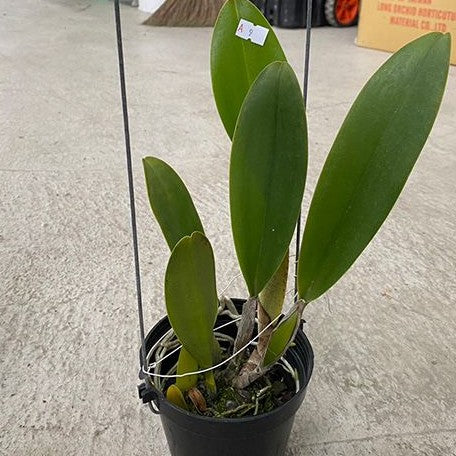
[235,19,269,46]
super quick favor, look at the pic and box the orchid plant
[143,0,450,413]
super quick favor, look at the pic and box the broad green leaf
[165,232,218,368]
[230,61,308,296]
[143,157,204,250]
[259,252,289,320]
[298,33,451,303]
[143,157,203,382]
[176,347,198,392]
[211,0,286,138]
[166,384,188,411]
[264,310,299,367]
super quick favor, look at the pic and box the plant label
[235,19,269,46]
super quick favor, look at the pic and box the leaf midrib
[189,241,214,366]
[252,65,282,295]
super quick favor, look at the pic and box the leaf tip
[166,384,189,411]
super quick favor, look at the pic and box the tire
[325,0,359,27]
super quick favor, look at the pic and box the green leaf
[230,61,308,296]
[264,310,299,367]
[259,252,289,320]
[298,33,451,303]
[143,157,204,250]
[144,160,214,388]
[211,0,286,138]
[165,232,218,368]
[176,347,198,392]
[166,384,188,411]
[204,371,217,395]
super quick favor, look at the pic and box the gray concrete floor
[1,1,455,455]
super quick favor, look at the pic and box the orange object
[335,0,359,26]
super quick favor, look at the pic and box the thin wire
[144,300,301,379]
[219,272,243,296]
[144,296,242,366]
[294,0,313,300]
[144,312,279,378]
[303,0,313,105]
[113,0,147,368]
[147,317,242,369]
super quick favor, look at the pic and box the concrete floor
[1,1,455,455]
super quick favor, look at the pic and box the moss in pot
[139,0,450,454]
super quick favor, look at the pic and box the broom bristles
[143,0,226,27]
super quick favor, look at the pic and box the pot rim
[142,298,314,424]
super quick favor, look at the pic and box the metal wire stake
[294,0,313,300]
[113,0,147,368]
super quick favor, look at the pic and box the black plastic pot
[138,299,314,456]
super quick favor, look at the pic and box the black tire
[324,0,359,27]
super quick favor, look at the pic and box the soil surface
[180,363,296,418]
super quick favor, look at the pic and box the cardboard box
[357,0,456,64]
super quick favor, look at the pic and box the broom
[143,0,226,27]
